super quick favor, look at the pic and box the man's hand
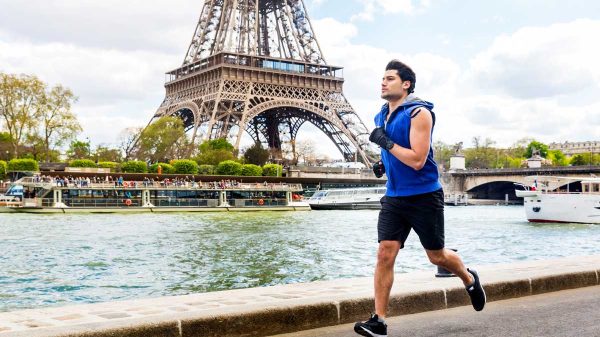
[369,127,394,150]
[372,160,385,178]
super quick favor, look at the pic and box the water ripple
[0,206,599,311]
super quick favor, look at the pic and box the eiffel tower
[149,0,374,164]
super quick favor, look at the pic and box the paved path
[272,285,600,337]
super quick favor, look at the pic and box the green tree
[94,145,123,163]
[121,160,148,173]
[464,137,497,169]
[97,161,119,171]
[7,158,39,171]
[198,164,214,175]
[67,139,91,160]
[196,138,236,165]
[216,160,242,175]
[172,159,199,174]
[241,164,263,176]
[263,163,283,176]
[243,142,270,166]
[525,141,549,158]
[137,116,185,162]
[0,73,45,157]
[570,154,588,166]
[433,141,454,169]
[0,160,7,180]
[38,85,81,162]
[69,159,97,168]
[547,150,568,166]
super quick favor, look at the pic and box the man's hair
[385,60,416,94]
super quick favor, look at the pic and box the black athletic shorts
[377,188,445,250]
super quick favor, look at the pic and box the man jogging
[354,60,486,337]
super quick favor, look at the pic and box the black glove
[372,160,385,178]
[369,127,394,150]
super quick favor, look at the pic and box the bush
[241,164,263,176]
[172,159,199,174]
[199,164,214,175]
[121,160,148,173]
[216,160,242,175]
[7,158,39,172]
[69,159,97,168]
[0,160,7,180]
[97,161,119,171]
[262,163,282,177]
[149,162,176,174]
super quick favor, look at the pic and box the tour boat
[307,186,385,210]
[515,176,600,224]
[8,177,310,213]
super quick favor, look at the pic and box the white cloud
[469,19,600,99]
[351,0,430,21]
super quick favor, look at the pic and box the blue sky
[1,0,599,159]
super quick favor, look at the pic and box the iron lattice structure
[149,0,374,163]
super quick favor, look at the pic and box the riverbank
[0,255,598,337]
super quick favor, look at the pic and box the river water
[1,206,599,312]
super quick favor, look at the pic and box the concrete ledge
[1,255,599,337]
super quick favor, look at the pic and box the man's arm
[388,109,433,170]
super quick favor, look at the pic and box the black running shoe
[354,314,387,337]
[466,268,486,311]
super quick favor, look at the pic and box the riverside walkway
[0,256,598,337]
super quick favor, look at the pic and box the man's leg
[425,248,472,285]
[426,248,486,311]
[375,240,401,317]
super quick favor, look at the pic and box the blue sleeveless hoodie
[374,95,442,197]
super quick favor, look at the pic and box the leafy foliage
[216,160,242,175]
[198,164,214,175]
[241,164,263,176]
[525,141,549,158]
[0,160,7,179]
[7,158,39,172]
[97,161,119,171]
[172,159,199,174]
[121,160,148,173]
[69,159,97,168]
[262,163,282,177]
[243,142,270,166]
[195,138,236,166]
[67,139,91,160]
[137,116,185,163]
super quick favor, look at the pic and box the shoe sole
[354,325,387,337]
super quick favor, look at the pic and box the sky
[1,0,599,159]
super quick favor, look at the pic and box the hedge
[216,160,242,175]
[97,161,119,171]
[262,163,282,177]
[7,158,39,172]
[69,159,97,168]
[172,159,199,174]
[121,160,148,173]
[199,164,214,175]
[149,162,176,174]
[0,160,6,180]
[241,164,263,176]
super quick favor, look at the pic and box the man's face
[381,69,410,101]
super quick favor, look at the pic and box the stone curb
[2,256,599,337]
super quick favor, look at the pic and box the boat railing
[18,177,302,191]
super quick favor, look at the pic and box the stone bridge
[441,166,600,200]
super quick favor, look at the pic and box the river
[1,206,599,312]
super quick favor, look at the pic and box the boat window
[583,184,589,193]
[593,184,600,193]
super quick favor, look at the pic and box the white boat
[307,186,385,210]
[515,176,600,224]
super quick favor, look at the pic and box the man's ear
[402,81,411,90]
